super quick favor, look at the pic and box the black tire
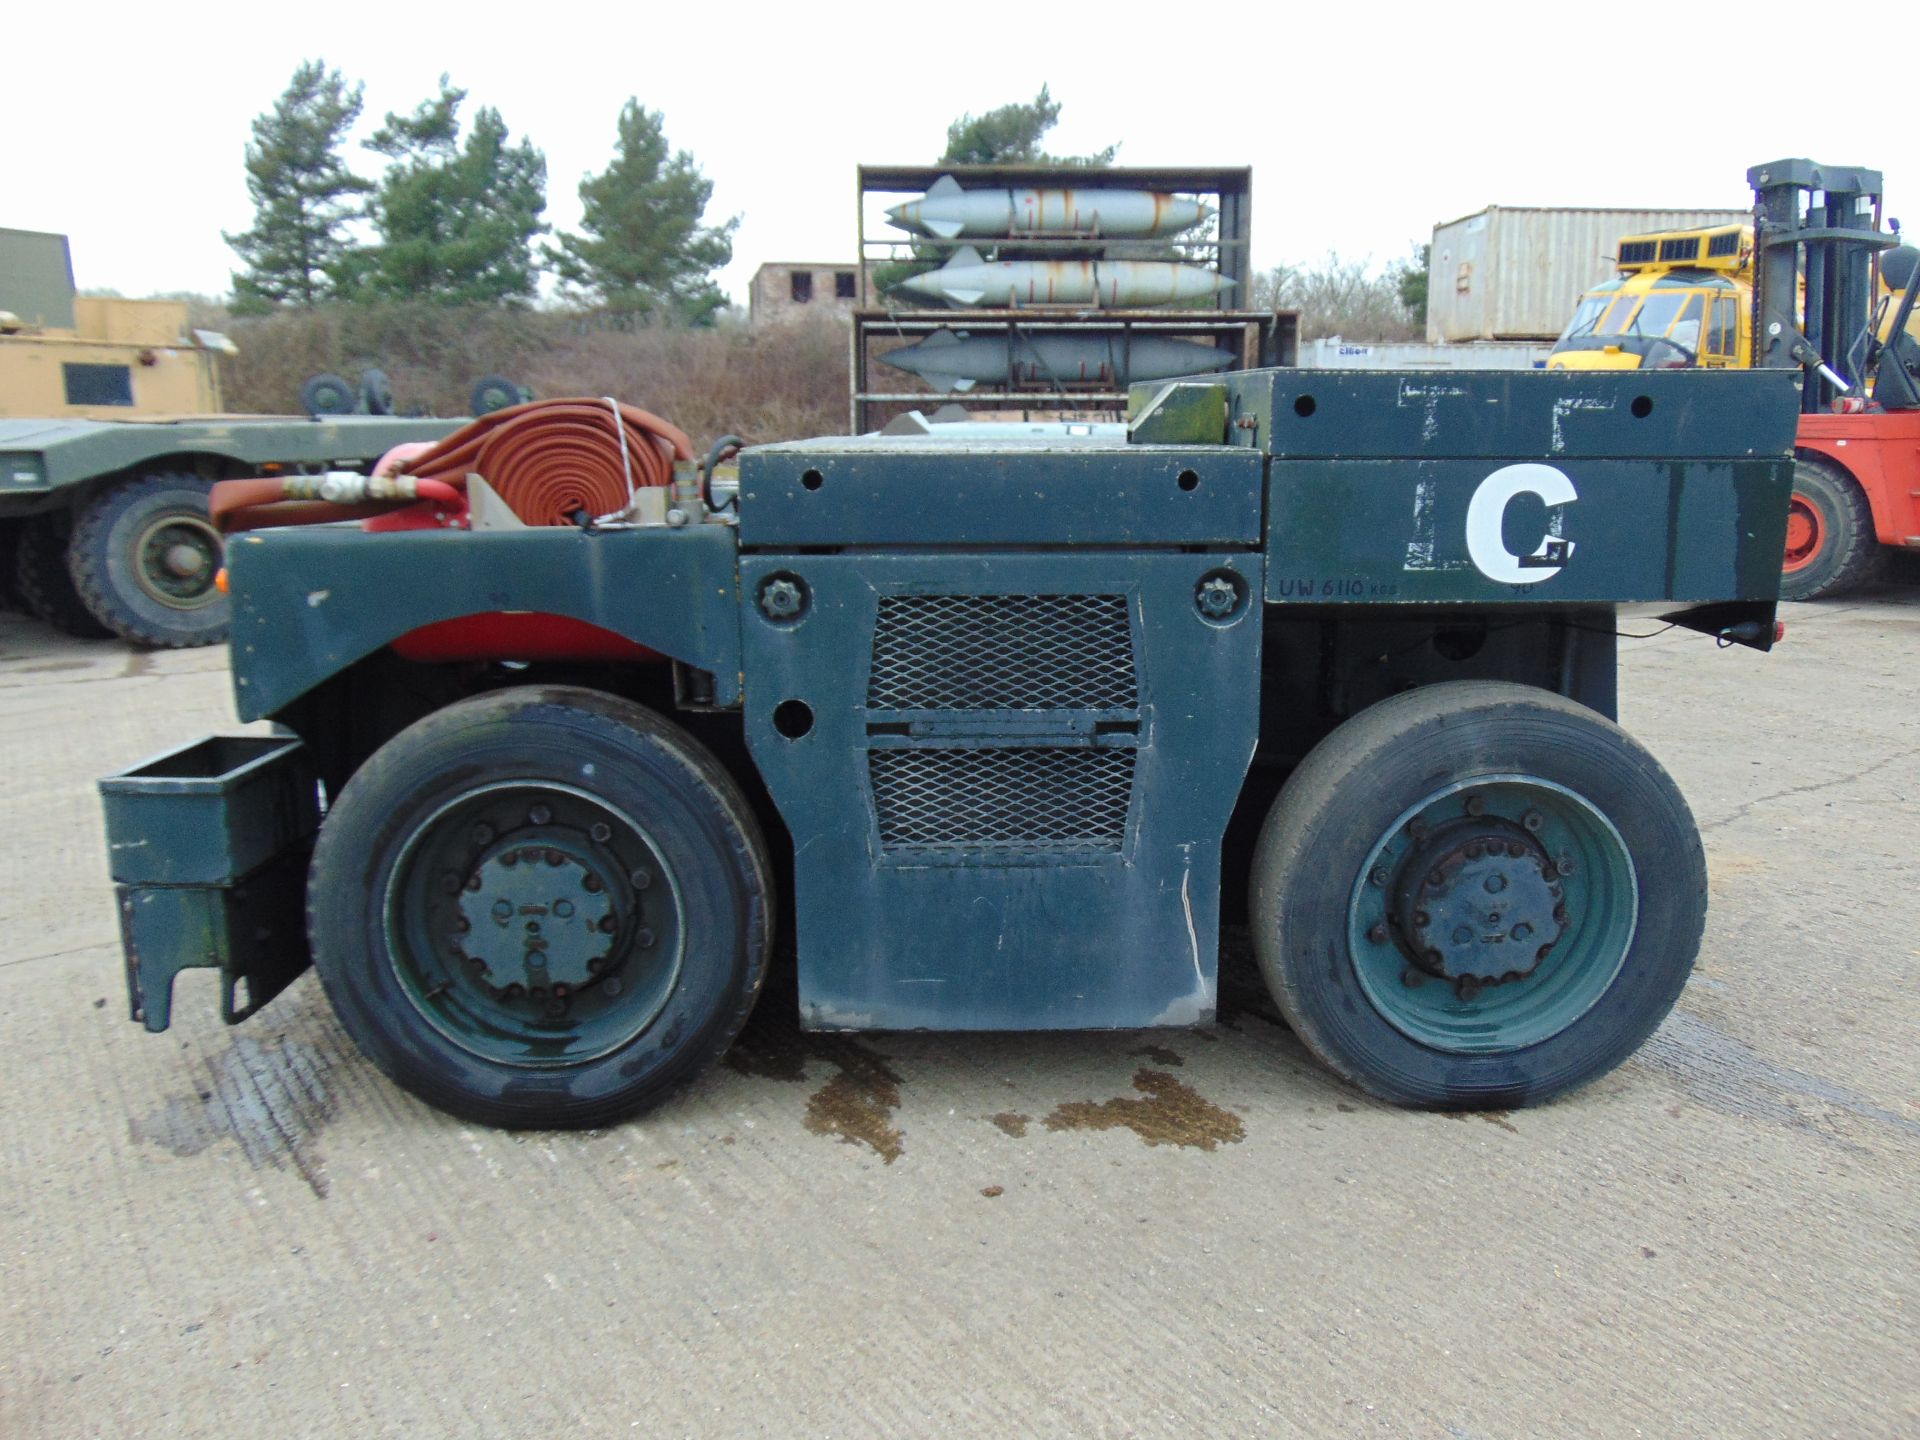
[1780,453,1882,601]
[300,372,357,418]
[14,514,111,638]
[307,686,774,1128]
[1249,680,1704,1110]
[359,367,395,417]
[469,374,525,416]
[67,473,229,648]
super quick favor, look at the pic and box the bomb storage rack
[850,309,1293,433]
[852,164,1294,433]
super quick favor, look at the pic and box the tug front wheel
[307,687,773,1128]
[1250,681,1702,1109]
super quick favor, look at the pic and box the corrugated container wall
[1426,206,1748,343]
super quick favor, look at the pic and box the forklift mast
[1748,159,1894,412]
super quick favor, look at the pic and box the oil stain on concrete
[724,989,906,1163]
[132,1034,336,1197]
[802,1040,906,1164]
[1044,1068,1246,1151]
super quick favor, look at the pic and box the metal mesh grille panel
[869,747,1134,851]
[868,593,1135,710]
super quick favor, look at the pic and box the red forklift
[1751,159,1920,599]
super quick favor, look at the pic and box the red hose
[397,399,692,525]
[211,398,695,532]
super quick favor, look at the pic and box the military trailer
[98,368,1798,1127]
[0,228,462,646]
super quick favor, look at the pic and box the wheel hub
[386,781,684,1066]
[455,841,616,991]
[1393,819,1565,985]
[134,513,222,608]
[1783,495,1821,570]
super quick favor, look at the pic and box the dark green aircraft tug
[97,368,1799,1128]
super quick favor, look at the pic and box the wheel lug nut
[553,983,570,999]
[1522,811,1544,832]
[583,873,604,893]
[1401,967,1425,988]
[1455,976,1481,1001]
[1464,794,1486,817]
[637,928,656,948]
[1554,905,1569,924]
[456,916,471,933]
[587,956,606,973]
[1506,841,1524,858]
[546,850,565,867]
[465,873,483,891]
[472,822,495,845]
[1370,866,1391,888]
[529,804,552,826]
[501,851,519,868]
[1557,855,1575,874]
[1465,842,1484,860]
[598,914,617,933]
[589,822,611,843]
[630,869,653,891]
[1367,922,1389,944]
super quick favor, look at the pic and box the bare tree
[1256,252,1422,342]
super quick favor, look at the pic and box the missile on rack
[891,247,1232,309]
[887,175,1211,239]
[878,328,1235,393]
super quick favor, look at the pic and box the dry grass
[215,303,851,447]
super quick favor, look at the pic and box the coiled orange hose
[209,398,695,533]
[395,398,694,526]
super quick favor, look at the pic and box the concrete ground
[1,589,1915,1440]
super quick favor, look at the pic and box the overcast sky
[8,1,1914,305]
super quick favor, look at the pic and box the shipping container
[1427,206,1748,343]
[1297,338,1553,371]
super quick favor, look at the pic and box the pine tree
[547,101,738,326]
[225,61,371,310]
[941,85,1117,167]
[353,77,548,305]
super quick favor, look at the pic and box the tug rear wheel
[1249,681,1702,1109]
[307,686,773,1128]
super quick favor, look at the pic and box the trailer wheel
[67,473,229,647]
[308,686,773,1128]
[14,514,112,638]
[1780,454,1881,601]
[1249,681,1702,1109]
